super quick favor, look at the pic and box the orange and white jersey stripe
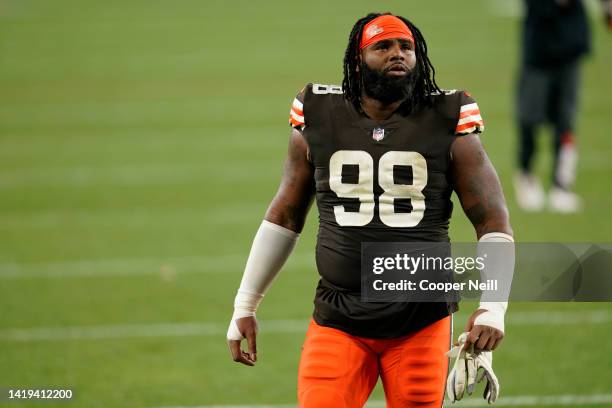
[289,97,305,130]
[455,102,484,135]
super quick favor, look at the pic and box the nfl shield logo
[372,127,385,142]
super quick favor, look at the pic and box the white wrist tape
[227,220,299,340]
[474,232,514,333]
[475,302,507,333]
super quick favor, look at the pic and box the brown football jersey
[289,83,484,338]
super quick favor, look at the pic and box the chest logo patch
[372,127,385,142]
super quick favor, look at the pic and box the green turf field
[1,0,611,407]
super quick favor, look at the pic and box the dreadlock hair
[342,12,442,114]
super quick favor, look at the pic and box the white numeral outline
[329,150,427,227]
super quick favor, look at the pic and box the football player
[227,13,514,407]
[514,0,593,212]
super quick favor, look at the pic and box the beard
[360,62,417,105]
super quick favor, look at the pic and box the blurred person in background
[514,0,612,213]
[514,0,591,213]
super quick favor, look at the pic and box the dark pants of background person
[516,60,580,188]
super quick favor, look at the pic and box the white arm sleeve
[227,220,299,340]
[474,232,515,333]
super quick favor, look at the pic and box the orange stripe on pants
[297,316,451,408]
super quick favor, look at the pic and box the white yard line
[0,162,273,188]
[486,0,604,18]
[2,245,607,280]
[1,310,610,342]
[386,394,612,407]
[485,0,522,17]
[0,206,262,229]
[0,320,307,342]
[0,253,314,279]
[508,310,612,325]
[153,393,612,408]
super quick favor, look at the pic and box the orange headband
[360,15,414,50]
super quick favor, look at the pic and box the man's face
[360,38,418,104]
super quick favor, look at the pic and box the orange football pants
[297,316,451,408]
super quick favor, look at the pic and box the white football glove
[446,332,500,404]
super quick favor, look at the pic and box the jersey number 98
[329,150,427,228]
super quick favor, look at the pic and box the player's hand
[463,309,504,351]
[227,316,259,366]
